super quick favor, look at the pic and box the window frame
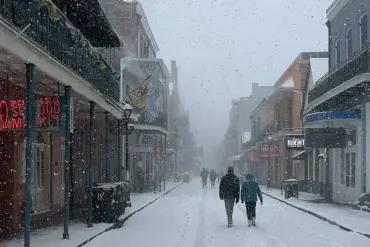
[359,12,368,48]
[346,26,353,59]
[335,39,341,65]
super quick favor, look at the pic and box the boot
[248,219,252,227]
[252,217,256,226]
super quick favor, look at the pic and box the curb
[76,182,183,247]
[262,192,370,239]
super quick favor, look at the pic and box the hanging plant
[40,0,62,21]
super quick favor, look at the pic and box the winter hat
[245,173,254,180]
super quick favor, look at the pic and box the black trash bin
[93,183,122,223]
[284,179,299,199]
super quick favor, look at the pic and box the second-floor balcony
[138,112,168,130]
[308,44,370,106]
[0,0,120,102]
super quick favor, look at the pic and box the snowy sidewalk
[261,186,370,237]
[0,181,182,247]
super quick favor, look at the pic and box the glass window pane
[346,153,350,187]
[351,152,356,188]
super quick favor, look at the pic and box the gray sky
[141,0,331,162]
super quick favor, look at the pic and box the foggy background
[140,0,331,165]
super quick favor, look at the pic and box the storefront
[303,111,362,202]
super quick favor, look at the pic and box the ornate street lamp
[267,136,272,190]
[122,104,135,181]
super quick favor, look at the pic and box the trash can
[284,179,299,199]
[183,173,190,183]
[93,183,122,223]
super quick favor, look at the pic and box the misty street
[84,180,370,247]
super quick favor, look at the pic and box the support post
[117,119,121,181]
[87,101,95,228]
[125,131,129,180]
[63,86,71,239]
[163,134,166,190]
[24,63,35,247]
[267,143,271,190]
[105,112,109,183]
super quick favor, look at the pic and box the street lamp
[267,136,272,190]
[122,104,135,181]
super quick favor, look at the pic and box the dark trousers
[202,179,207,188]
[245,201,257,220]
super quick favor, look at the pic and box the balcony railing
[138,112,168,130]
[308,44,370,103]
[0,0,120,102]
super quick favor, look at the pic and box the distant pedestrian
[200,168,208,188]
[210,169,217,188]
[219,166,240,227]
[241,173,263,227]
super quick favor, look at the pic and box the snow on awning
[291,150,307,160]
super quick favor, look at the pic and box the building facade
[247,52,327,187]
[0,0,126,238]
[303,0,370,203]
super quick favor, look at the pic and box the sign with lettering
[0,96,65,132]
[260,145,280,158]
[285,134,305,150]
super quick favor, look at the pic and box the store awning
[291,150,307,160]
[303,111,361,129]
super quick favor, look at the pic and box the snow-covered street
[85,179,370,247]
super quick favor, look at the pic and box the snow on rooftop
[310,58,328,85]
[280,76,294,88]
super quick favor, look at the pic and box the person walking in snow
[200,168,208,188]
[210,169,217,188]
[241,173,263,227]
[219,166,240,227]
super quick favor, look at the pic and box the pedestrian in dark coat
[210,169,217,188]
[200,168,208,188]
[241,173,263,227]
[219,166,240,227]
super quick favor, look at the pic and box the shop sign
[260,145,280,158]
[285,134,305,150]
[247,151,259,162]
[0,96,65,132]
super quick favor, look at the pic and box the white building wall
[332,121,363,203]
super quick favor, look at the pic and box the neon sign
[0,96,65,132]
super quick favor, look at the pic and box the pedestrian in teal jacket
[241,173,263,227]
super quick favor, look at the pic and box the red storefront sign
[260,145,280,158]
[0,96,65,131]
[248,151,259,162]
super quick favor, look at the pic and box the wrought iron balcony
[308,44,370,103]
[138,112,168,130]
[0,0,120,102]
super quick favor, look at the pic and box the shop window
[351,152,356,188]
[345,153,350,187]
[32,143,50,212]
[347,129,356,147]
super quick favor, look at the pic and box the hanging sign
[260,145,280,158]
[285,134,305,150]
[0,96,65,132]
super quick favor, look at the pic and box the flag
[126,75,152,109]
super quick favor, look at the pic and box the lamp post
[122,104,134,181]
[174,126,179,173]
[267,136,272,190]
